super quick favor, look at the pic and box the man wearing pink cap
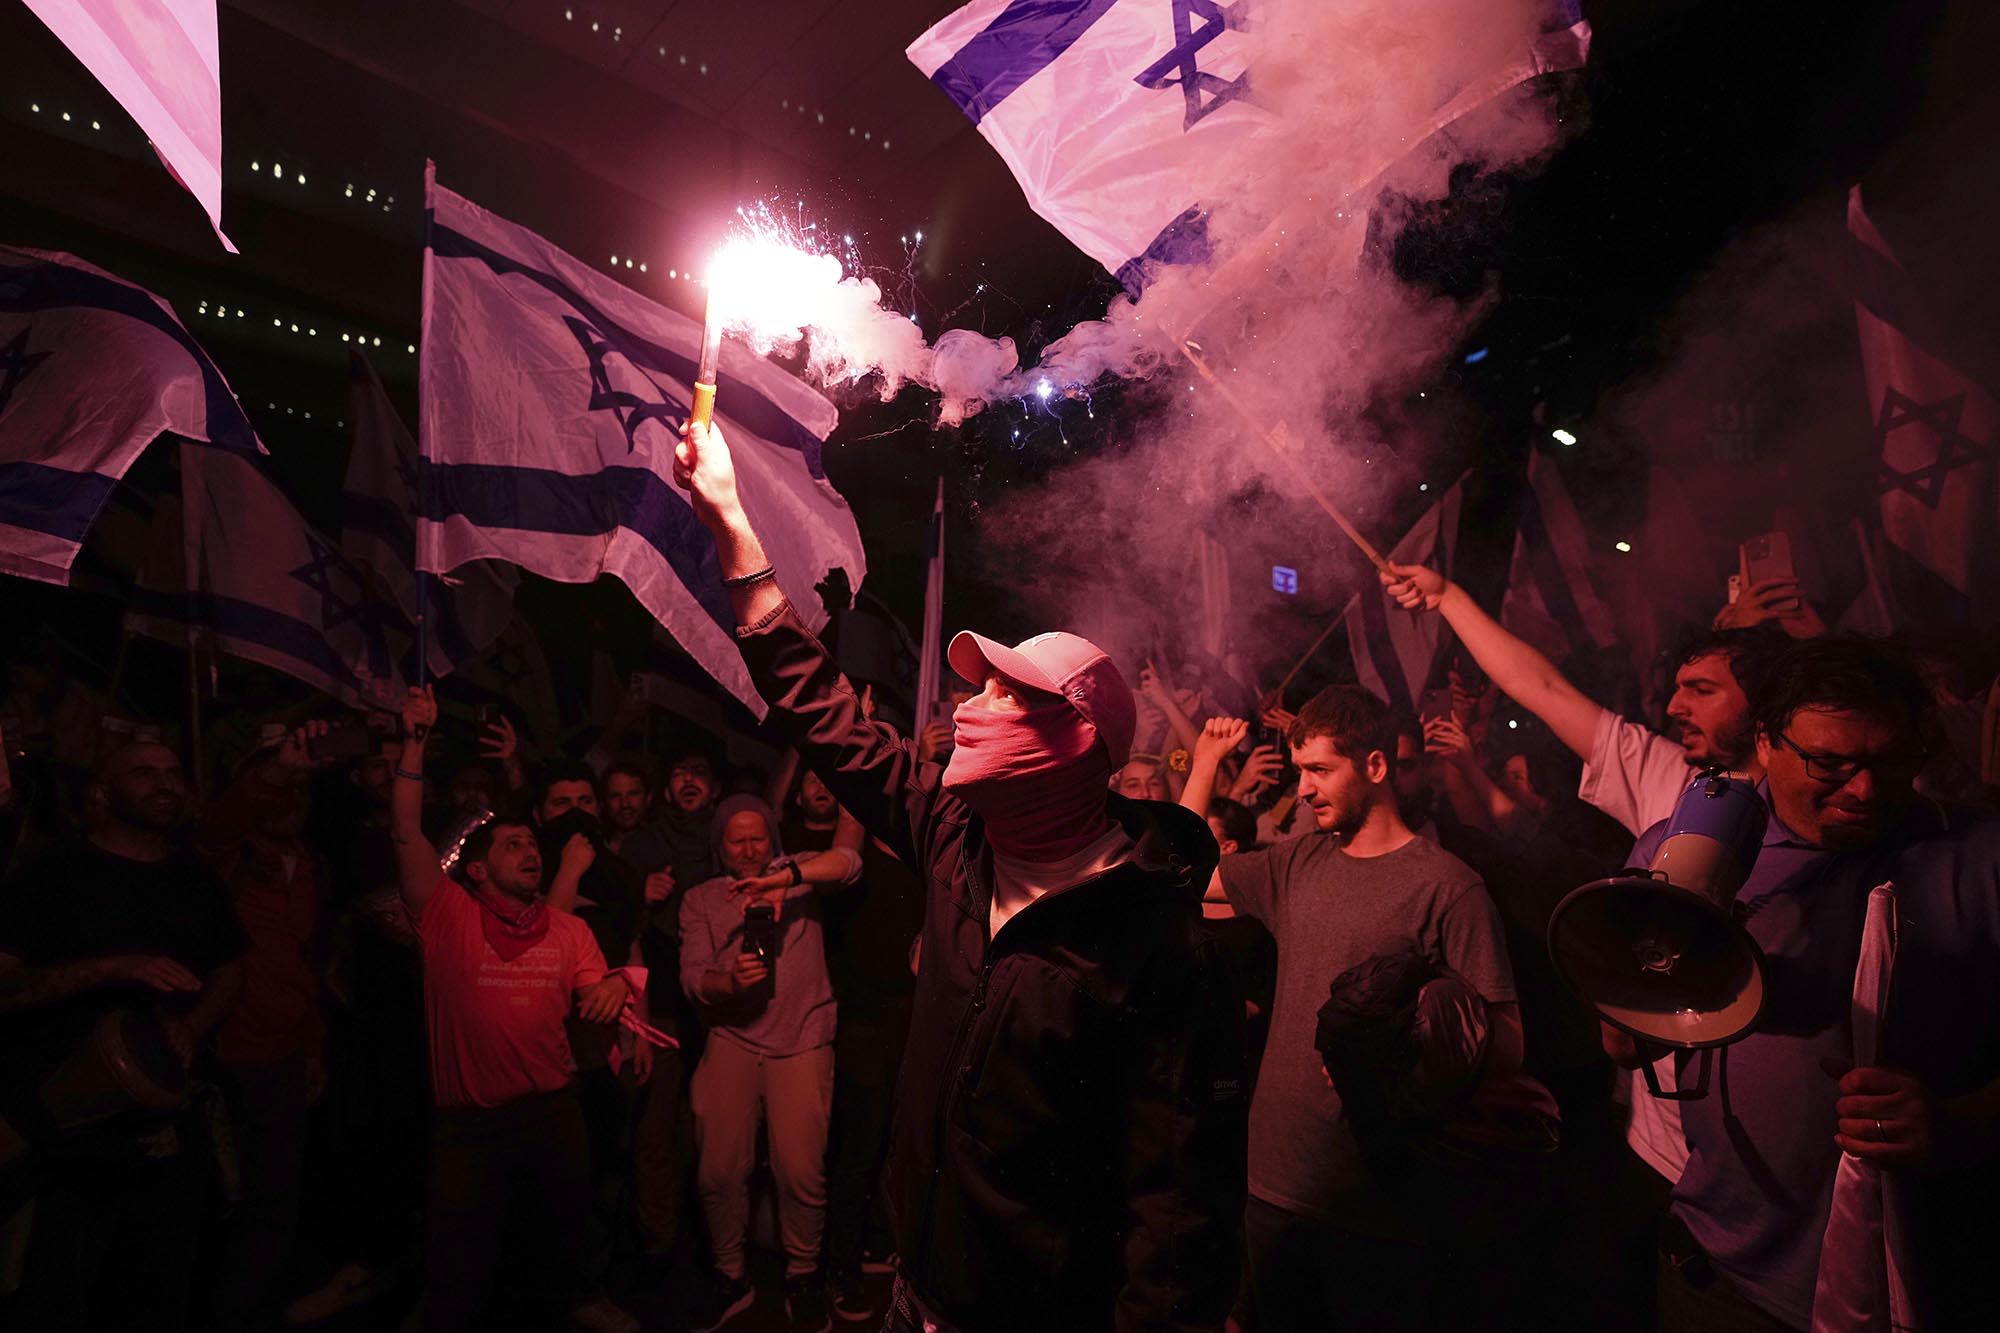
[676,420,1247,1333]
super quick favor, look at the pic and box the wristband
[721,565,777,589]
[787,860,804,887]
[395,767,425,783]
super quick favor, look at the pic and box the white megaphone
[1546,772,1769,1099]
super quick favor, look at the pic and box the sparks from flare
[693,200,934,408]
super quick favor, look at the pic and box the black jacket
[738,602,1247,1332]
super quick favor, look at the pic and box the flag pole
[414,160,438,684]
[1175,339,1391,573]
[176,440,209,800]
[1273,603,1352,703]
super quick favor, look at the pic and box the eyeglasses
[1772,731,1925,786]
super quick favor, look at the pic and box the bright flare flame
[706,234,847,345]
[696,201,933,398]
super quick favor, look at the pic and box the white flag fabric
[907,0,1589,289]
[1849,186,1997,620]
[419,172,867,717]
[341,352,516,679]
[0,245,260,585]
[1500,448,1618,663]
[1345,476,1465,712]
[23,1,234,251]
[916,477,947,735]
[1810,882,1918,1333]
[131,442,408,711]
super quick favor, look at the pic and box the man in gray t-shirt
[1207,685,1519,1332]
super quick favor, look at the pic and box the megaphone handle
[1637,1044,1713,1101]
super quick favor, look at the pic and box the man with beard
[600,758,655,856]
[389,688,635,1333]
[1381,562,1791,1190]
[674,418,1246,1333]
[1632,637,2000,1330]
[0,739,248,1331]
[619,745,720,1273]
[1199,686,1521,1331]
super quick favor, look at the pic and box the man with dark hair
[388,687,635,1333]
[1201,684,1520,1331]
[600,757,655,855]
[1618,634,2000,1330]
[675,417,1247,1333]
[0,739,247,1331]
[1383,563,1792,1192]
[619,742,722,1273]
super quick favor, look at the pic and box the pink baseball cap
[948,629,1136,769]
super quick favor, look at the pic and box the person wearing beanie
[679,795,862,1333]
[674,419,1247,1333]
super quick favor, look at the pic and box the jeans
[420,1088,591,1333]
[824,1001,908,1282]
[211,1055,310,1331]
[631,1040,688,1256]
[1242,1195,1431,1333]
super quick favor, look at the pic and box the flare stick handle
[692,285,724,428]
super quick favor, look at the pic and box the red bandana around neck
[471,886,550,961]
[942,698,1113,861]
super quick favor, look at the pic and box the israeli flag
[419,171,867,716]
[0,245,259,585]
[907,0,1589,291]
[129,443,409,711]
[342,351,516,680]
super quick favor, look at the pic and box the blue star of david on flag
[1875,386,1989,509]
[290,531,396,673]
[564,315,687,453]
[0,326,50,416]
[1135,0,1255,130]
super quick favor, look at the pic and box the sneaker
[859,1247,898,1276]
[785,1270,833,1333]
[570,1294,641,1333]
[687,1270,755,1333]
[830,1270,874,1324]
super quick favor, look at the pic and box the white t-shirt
[1579,708,1698,837]
[1579,707,1699,1182]
[988,823,1135,937]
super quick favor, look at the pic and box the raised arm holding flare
[673,418,1246,1333]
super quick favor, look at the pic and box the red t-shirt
[417,876,607,1110]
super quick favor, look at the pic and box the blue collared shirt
[1631,789,2000,1328]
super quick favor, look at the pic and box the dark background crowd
[0,525,1995,1333]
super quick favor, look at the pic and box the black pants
[212,1056,311,1331]
[421,1088,591,1333]
[1243,1195,1430,1333]
[824,1000,907,1282]
[15,1119,206,1331]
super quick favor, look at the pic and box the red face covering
[942,698,1113,861]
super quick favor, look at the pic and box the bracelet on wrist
[721,565,777,589]
[394,766,425,783]
[787,860,804,887]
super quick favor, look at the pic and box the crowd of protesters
[0,506,1996,1333]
